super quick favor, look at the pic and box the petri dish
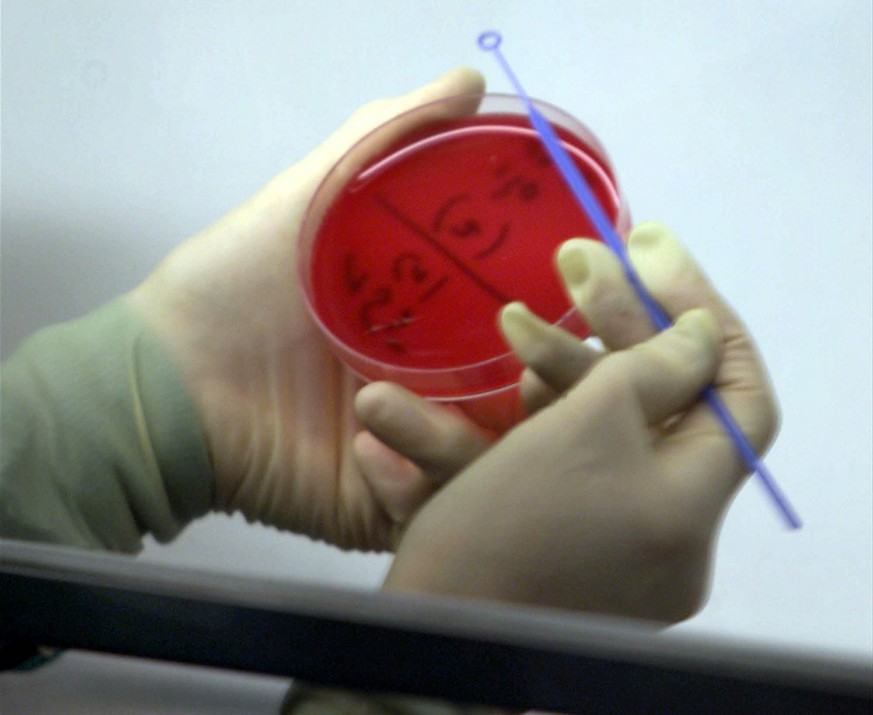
[298,94,630,433]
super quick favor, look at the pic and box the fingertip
[519,368,559,413]
[352,428,378,461]
[499,300,530,321]
[498,301,538,347]
[354,381,402,423]
[626,220,685,262]
[432,65,486,94]
[674,307,721,343]
[673,308,723,370]
[627,221,698,296]
[663,308,722,381]
[302,68,485,187]
[353,429,411,476]
[352,429,383,483]
[354,380,381,414]
[405,67,484,117]
[596,307,724,426]
[556,237,621,282]
[498,301,561,362]
[555,241,592,295]
[557,236,597,252]
[501,300,604,396]
[556,236,592,268]
[627,220,675,247]
[352,430,428,529]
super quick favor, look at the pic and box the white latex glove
[380,222,779,622]
[129,67,491,551]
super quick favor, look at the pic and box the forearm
[0,298,213,551]
[0,300,504,712]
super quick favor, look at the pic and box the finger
[499,301,602,394]
[518,368,560,413]
[558,224,777,456]
[354,381,492,483]
[627,222,738,330]
[298,67,485,183]
[245,67,483,215]
[352,430,435,527]
[592,308,722,427]
[627,222,779,453]
[556,237,657,351]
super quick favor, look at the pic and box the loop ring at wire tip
[477,31,502,51]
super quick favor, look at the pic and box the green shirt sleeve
[0,300,500,713]
[282,684,501,715]
[1,298,213,552]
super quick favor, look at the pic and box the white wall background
[2,0,871,664]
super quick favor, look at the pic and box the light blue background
[3,0,871,673]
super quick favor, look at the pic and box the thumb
[293,67,485,187]
[595,308,723,426]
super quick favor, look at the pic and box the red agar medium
[305,110,627,401]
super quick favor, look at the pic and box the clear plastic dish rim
[297,92,630,401]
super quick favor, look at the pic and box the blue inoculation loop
[478,31,801,529]
[476,32,661,316]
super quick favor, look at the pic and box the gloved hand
[128,67,492,551]
[376,222,779,621]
